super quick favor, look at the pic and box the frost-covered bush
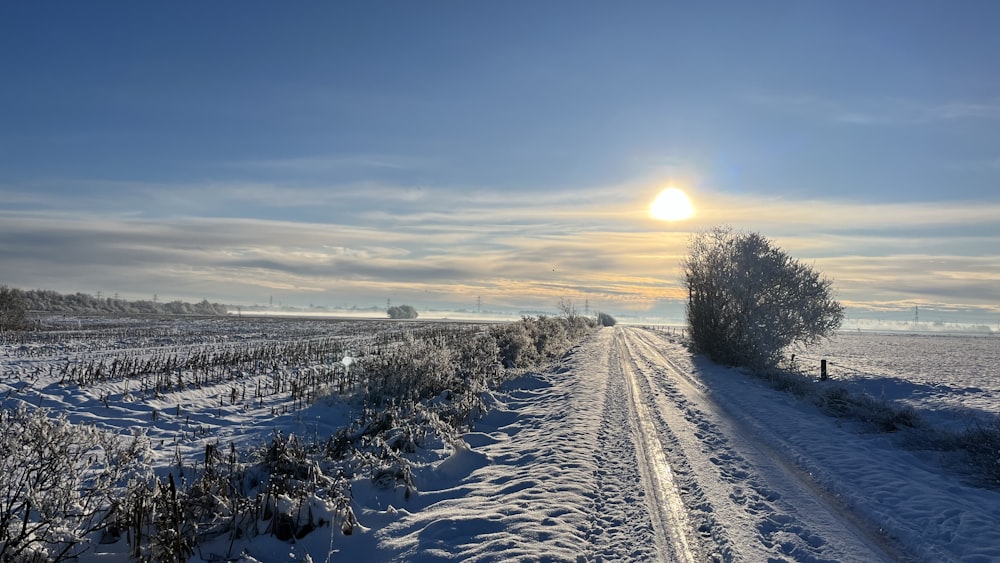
[596,312,617,327]
[490,315,596,369]
[565,312,598,339]
[362,334,458,404]
[387,304,418,319]
[437,332,503,425]
[491,322,538,368]
[683,227,843,371]
[454,331,502,386]
[528,316,569,360]
[0,405,151,562]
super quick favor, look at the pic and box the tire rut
[621,327,904,562]
[584,336,659,561]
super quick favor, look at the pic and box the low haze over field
[2,2,998,321]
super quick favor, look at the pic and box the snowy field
[794,331,1000,431]
[2,315,453,468]
[2,316,999,561]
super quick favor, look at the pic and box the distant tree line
[2,286,229,318]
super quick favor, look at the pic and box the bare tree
[556,298,577,318]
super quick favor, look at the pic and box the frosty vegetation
[683,227,844,371]
[0,406,152,562]
[0,312,596,561]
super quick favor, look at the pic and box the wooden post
[820,359,828,381]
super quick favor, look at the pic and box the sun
[650,187,694,221]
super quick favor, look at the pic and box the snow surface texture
[3,320,1000,561]
[337,328,998,562]
[312,328,1000,561]
[796,331,1000,431]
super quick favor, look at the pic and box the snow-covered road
[613,327,902,562]
[355,327,896,561]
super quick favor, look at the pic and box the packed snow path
[611,328,899,562]
[360,327,938,561]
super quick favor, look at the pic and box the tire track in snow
[611,330,703,562]
[584,338,660,561]
[621,327,905,562]
[614,331,737,562]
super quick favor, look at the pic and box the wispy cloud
[696,192,1000,232]
[231,154,443,173]
[945,156,1000,171]
[920,101,1000,121]
[1,181,999,316]
[817,254,1000,313]
[6,177,638,224]
[746,93,1000,126]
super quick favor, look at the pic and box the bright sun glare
[650,187,695,221]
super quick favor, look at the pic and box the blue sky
[2,1,999,321]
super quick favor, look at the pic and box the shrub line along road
[595,327,907,561]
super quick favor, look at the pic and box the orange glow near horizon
[650,187,695,221]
